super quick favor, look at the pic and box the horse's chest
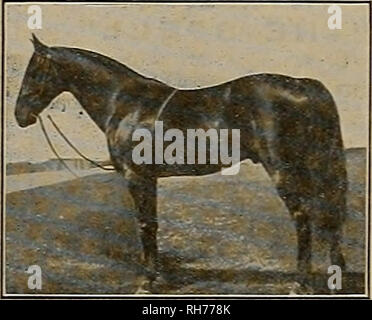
[107,111,151,152]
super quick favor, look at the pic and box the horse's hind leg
[283,197,314,292]
[315,211,345,270]
[323,193,346,270]
[127,170,158,293]
[270,190,313,294]
[267,167,313,275]
[268,169,314,293]
[280,194,312,275]
[328,228,345,270]
[293,209,312,274]
[311,190,346,271]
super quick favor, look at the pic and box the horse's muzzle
[15,106,37,128]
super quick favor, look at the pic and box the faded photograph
[3,2,369,295]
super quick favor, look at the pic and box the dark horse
[15,35,347,293]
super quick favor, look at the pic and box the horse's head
[15,34,64,127]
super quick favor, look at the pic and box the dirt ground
[5,148,366,295]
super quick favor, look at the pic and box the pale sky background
[5,3,370,163]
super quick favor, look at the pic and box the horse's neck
[62,58,172,132]
[67,80,115,132]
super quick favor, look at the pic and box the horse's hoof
[330,252,346,271]
[152,274,168,293]
[289,281,314,295]
[134,277,153,294]
[135,287,152,294]
[134,274,166,294]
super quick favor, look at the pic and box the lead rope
[33,113,115,179]
[32,114,79,178]
[46,115,115,171]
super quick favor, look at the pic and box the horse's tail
[307,80,348,232]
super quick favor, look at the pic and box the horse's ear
[30,33,48,53]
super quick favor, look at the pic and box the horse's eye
[36,55,44,64]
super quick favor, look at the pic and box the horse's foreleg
[127,171,158,293]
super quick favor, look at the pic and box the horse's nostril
[18,121,29,128]
[15,106,36,128]
[15,114,28,127]
[16,114,28,127]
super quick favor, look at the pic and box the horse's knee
[138,218,158,252]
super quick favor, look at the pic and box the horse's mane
[52,46,164,85]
